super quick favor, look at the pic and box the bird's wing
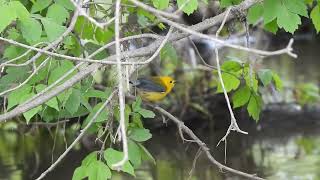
[131,78,166,93]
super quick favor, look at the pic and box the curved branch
[155,106,265,180]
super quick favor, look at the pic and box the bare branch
[111,0,128,169]
[214,8,247,147]
[154,106,265,180]
[157,16,297,58]
[129,0,179,19]
[0,34,161,65]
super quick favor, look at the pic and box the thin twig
[214,8,248,147]
[0,34,162,65]
[70,0,113,29]
[157,16,297,58]
[154,106,264,180]
[129,0,179,19]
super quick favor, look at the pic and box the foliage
[0,0,319,179]
[214,61,283,121]
[295,83,320,105]
[247,0,320,34]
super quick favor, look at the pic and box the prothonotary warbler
[130,76,176,101]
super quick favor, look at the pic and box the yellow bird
[130,76,176,101]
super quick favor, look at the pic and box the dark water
[0,37,319,180]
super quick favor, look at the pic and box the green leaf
[272,71,283,91]
[87,161,112,180]
[311,5,320,33]
[7,84,32,110]
[283,0,308,17]
[48,60,75,85]
[84,89,108,99]
[138,143,156,165]
[104,148,135,176]
[221,60,242,72]
[75,16,94,40]
[232,85,251,108]
[82,152,97,166]
[9,1,29,20]
[129,128,152,142]
[84,42,109,60]
[263,0,281,24]
[264,19,278,34]
[152,0,169,10]
[18,17,42,44]
[128,140,142,167]
[54,0,75,10]
[95,27,114,44]
[220,0,242,8]
[41,18,67,42]
[65,88,81,115]
[244,70,259,93]
[248,3,263,24]
[160,43,178,62]
[40,107,59,122]
[132,97,142,112]
[217,73,240,93]
[0,3,17,33]
[47,4,69,25]
[31,0,52,13]
[23,100,42,123]
[36,84,60,111]
[177,0,198,15]
[131,113,143,128]
[258,69,273,86]
[277,4,301,33]
[114,105,131,127]
[72,166,87,180]
[138,109,155,118]
[247,94,262,121]
[82,103,108,128]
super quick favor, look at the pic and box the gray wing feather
[131,78,165,93]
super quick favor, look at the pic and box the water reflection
[1,119,320,180]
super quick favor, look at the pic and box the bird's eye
[169,81,173,83]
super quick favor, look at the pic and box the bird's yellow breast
[139,91,168,101]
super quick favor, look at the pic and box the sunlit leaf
[138,109,155,118]
[18,17,42,44]
[177,0,198,15]
[65,88,81,115]
[129,128,152,142]
[41,18,67,42]
[104,148,135,176]
[311,5,320,33]
[128,140,142,168]
[47,4,69,25]
[247,93,262,121]
[232,85,251,108]
[152,0,169,10]
[31,0,52,13]
[217,73,240,93]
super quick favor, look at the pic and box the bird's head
[160,76,176,91]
